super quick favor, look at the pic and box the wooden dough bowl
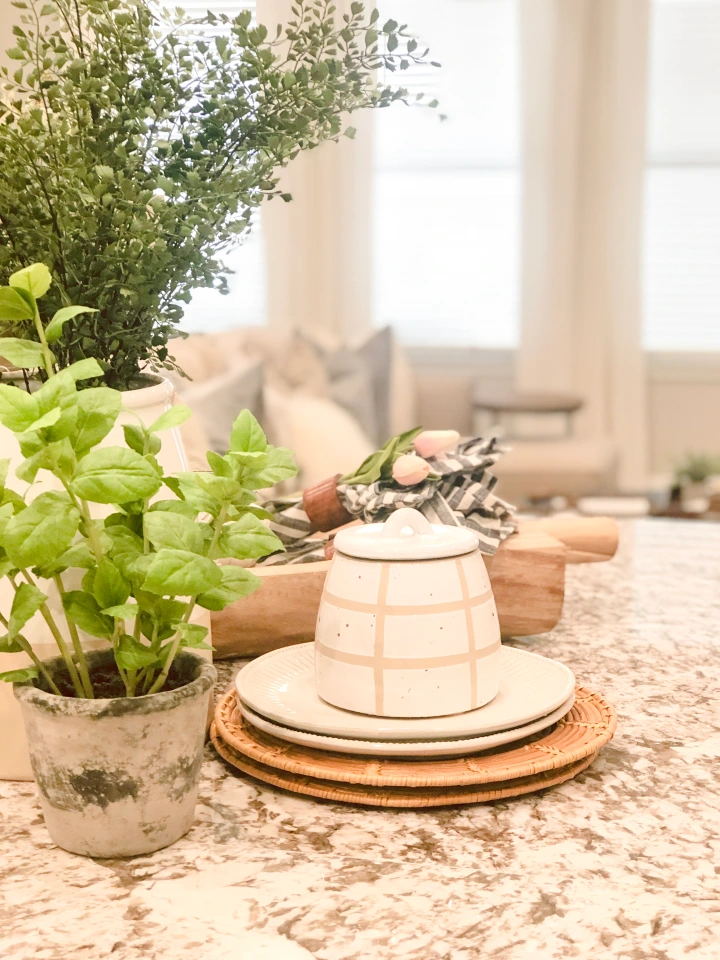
[212,516,618,659]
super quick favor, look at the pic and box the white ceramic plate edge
[237,693,576,758]
[236,643,576,741]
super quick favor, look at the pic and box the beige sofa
[172,329,617,502]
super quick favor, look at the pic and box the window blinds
[643,0,720,351]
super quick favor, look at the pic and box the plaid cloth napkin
[262,436,516,565]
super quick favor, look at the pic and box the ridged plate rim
[237,692,576,757]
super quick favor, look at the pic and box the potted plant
[0,0,436,391]
[0,271,296,856]
[674,453,720,512]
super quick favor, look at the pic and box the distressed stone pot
[14,649,216,858]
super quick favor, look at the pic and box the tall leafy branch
[0,0,437,389]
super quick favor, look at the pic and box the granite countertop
[2,518,720,960]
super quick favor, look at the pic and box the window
[643,0,720,351]
[180,1,267,333]
[373,0,521,348]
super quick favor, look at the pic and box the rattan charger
[212,686,616,790]
[210,725,600,807]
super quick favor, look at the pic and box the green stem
[53,575,93,698]
[18,571,85,698]
[14,634,63,696]
[29,299,56,379]
[110,619,131,695]
[0,608,62,695]
[146,596,196,696]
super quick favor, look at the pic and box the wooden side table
[473,388,584,439]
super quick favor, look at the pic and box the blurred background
[4,0,720,514]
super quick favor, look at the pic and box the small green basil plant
[0,263,296,698]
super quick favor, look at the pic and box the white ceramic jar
[315,508,502,718]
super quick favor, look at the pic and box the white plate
[236,643,575,741]
[237,693,576,757]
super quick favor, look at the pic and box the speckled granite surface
[1,519,719,960]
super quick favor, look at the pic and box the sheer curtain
[516,0,651,491]
[257,0,374,346]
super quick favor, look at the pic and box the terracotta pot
[0,375,192,782]
[14,649,216,858]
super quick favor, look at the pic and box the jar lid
[333,507,478,561]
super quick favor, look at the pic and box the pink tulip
[392,454,431,486]
[414,430,460,459]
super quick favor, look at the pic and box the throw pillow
[180,362,264,454]
[263,386,375,490]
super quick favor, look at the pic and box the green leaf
[102,602,139,620]
[0,384,38,432]
[72,387,122,454]
[206,451,233,477]
[197,565,262,611]
[45,306,97,344]
[229,410,267,453]
[3,496,80,569]
[122,424,146,455]
[65,358,105,381]
[35,369,77,416]
[218,514,285,560]
[175,473,221,517]
[175,621,211,649]
[196,474,244,501]
[144,512,204,553]
[0,287,33,323]
[0,338,50,369]
[0,666,38,683]
[147,404,192,433]
[0,458,10,488]
[93,558,129,609]
[0,635,25,654]
[25,407,61,432]
[16,437,74,484]
[143,549,222,597]
[9,263,52,299]
[148,499,197,519]
[61,591,113,640]
[250,446,298,488]
[70,447,162,503]
[115,634,159,670]
[8,582,47,638]
[38,540,96,577]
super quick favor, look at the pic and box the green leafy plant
[0,264,296,697]
[0,0,437,389]
[675,453,720,485]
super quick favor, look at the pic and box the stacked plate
[234,643,576,758]
[211,643,617,807]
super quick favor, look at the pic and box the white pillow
[263,387,375,490]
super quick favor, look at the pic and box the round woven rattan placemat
[210,726,599,807]
[212,686,616,789]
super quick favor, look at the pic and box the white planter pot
[15,649,215,858]
[0,376,195,781]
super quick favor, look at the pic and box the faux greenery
[675,453,720,485]
[0,263,296,698]
[0,0,436,389]
[341,427,424,485]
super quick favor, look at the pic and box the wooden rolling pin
[212,517,617,657]
[517,516,618,564]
